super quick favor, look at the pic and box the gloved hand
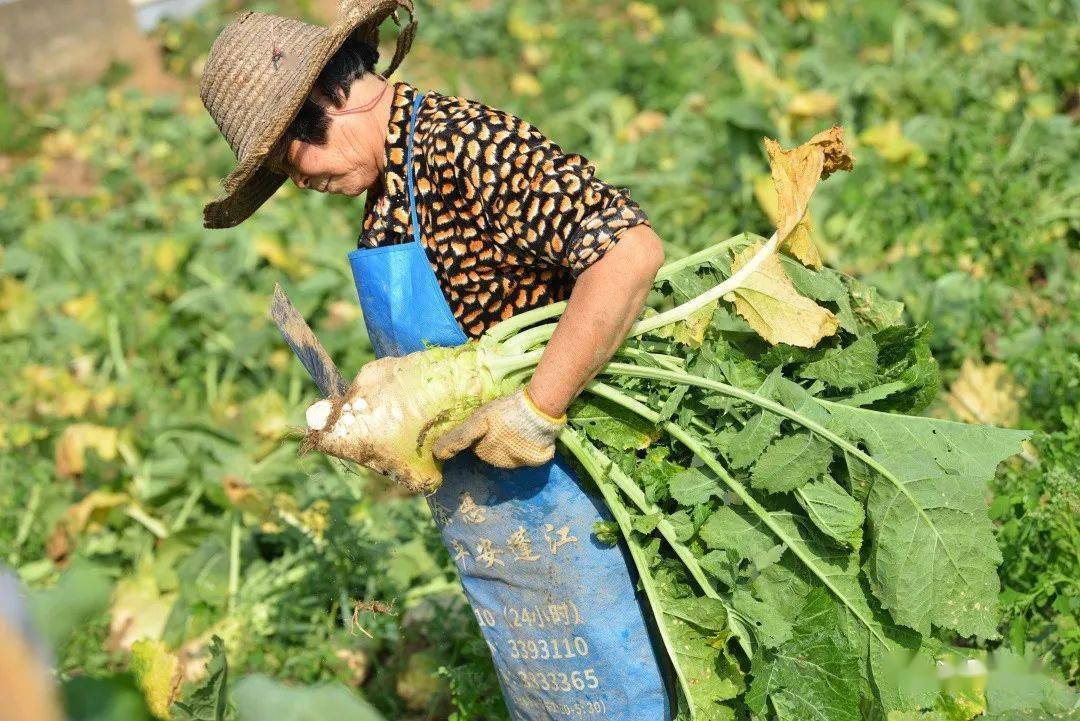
[432,388,566,469]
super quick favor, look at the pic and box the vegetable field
[1,1,1077,719]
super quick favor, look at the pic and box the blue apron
[348,92,670,721]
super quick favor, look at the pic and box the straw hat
[199,0,416,228]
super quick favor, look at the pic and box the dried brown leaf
[753,174,823,268]
[763,126,853,268]
[55,423,118,478]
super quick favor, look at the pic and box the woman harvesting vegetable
[201,0,672,717]
[200,2,1032,719]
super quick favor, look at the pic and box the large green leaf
[727,371,783,469]
[592,363,1028,716]
[746,589,861,721]
[824,403,1030,638]
[742,514,938,714]
[589,377,894,673]
[606,364,1028,641]
[571,396,660,450]
[729,588,793,650]
[727,408,782,468]
[660,596,745,709]
[841,277,904,333]
[560,432,742,720]
[698,505,779,569]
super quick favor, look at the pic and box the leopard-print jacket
[359,82,650,338]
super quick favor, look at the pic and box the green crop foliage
[0,0,1076,718]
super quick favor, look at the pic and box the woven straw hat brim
[202,0,416,229]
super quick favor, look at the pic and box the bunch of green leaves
[428,0,1076,692]
[562,243,1043,719]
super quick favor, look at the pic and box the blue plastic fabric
[346,92,670,720]
[0,567,51,668]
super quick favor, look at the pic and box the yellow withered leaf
[223,475,273,519]
[151,240,184,274]
[60,292,99,321]
[55,423,119,478]
[860,120,926,166]
[107,573,175,653]
[511,72,542,97]
[65,490,129,534]
[752,174,779,222]
[0,276,35,332]
[23,364,120,419]
[781,222,819,268]
[724,242,839,347]
[734,50,794,97]
[713,18,756,39]
[130,638,182,719]
[244,390,289,440]
[944,359,1024,428]
[787,90,839,118]
[254,234,312,278]
[763,126,853,268]
[618,110,667,142]
[752,174,822,269]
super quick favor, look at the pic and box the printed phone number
[507,635,590,661]
[515,668,601,693]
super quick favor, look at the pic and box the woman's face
[267,115,379,197]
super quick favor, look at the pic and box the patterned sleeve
[447,104,650,275]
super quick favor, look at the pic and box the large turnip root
[302,343,511,493]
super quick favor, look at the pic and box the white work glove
[432,388,566,469]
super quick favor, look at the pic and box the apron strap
[405,91,426,245]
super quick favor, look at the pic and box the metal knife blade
[269,283,348,397]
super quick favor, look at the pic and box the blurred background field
[0,0,1077,718]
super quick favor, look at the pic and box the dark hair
[286,31,380,146]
